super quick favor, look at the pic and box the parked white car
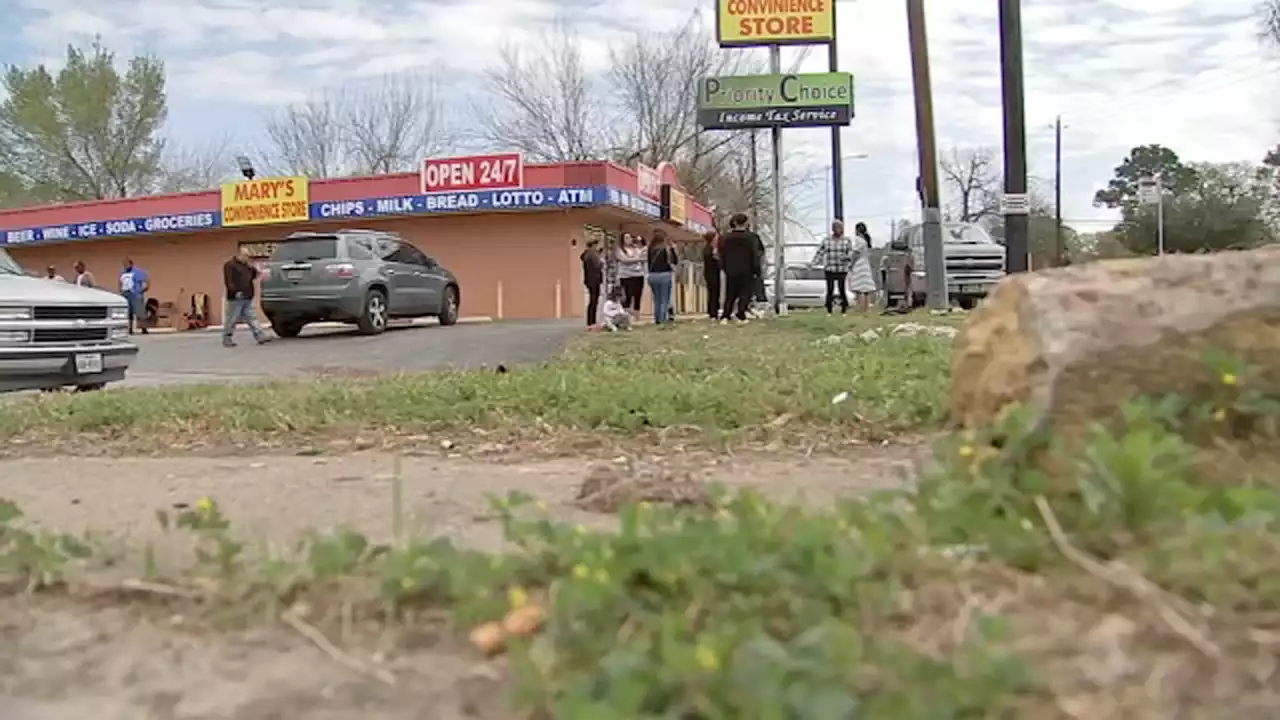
[0,248,138,392]
[763,265,855,309]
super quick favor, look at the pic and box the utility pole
[770,46,785,314]
[998,0,1029,273]
[828,6,844,226]
[1054,115,1064,266]
[905,0,947,310]
[749,130,759,228]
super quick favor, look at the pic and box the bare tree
[474,23,608,162]
[939,147,1000,224]
[153,134,235,192]
[343,73,452,174]
[264,69,453,177]
[264,93,346,178]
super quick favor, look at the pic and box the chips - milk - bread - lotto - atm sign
[220,176,309,227]
[698,72,853,130]
[422,153,523,194]
[717,0,833,47]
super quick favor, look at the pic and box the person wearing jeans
[118,258,150,334]
[222,247,270,347]
[615,234,647,313]
[646,230,677,324]
[810,219,855,314]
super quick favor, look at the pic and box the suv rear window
[271,237,338,262]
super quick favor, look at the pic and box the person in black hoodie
[222,247,270,347]
[718,213,762,323]
[701,229,721,320]
[580,238,604,328]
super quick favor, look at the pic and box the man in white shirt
[44,265,65,282]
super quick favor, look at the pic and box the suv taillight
[325,263,355,278]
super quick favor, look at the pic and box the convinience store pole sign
[708,0,841,313]
[698,72,853,130]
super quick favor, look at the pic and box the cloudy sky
[5,0,1277,243]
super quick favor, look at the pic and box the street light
[825,153,870,230]
[235,155,256,181]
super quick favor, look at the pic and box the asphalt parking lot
[119,319,585,387]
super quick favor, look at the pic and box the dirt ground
[0,444,924,720]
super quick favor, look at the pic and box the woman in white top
[614,234,647,313]
[849,222,878,312]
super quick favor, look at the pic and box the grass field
[0,314,954,456]
[4,313,1275,716]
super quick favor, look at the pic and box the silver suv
[0,248,137,392]
[260,230,461,338]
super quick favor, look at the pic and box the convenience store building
[0,156,712,327]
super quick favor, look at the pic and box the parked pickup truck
[0,248,138,392]
[900,222,1007,310]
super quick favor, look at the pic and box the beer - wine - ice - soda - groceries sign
[421,153,524,194]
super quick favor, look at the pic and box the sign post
[1138,176,1164,255]
[710,0,840,314]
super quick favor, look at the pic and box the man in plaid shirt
[810,219,856,313]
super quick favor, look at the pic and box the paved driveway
[121,320,584,387]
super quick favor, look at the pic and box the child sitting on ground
[601,288,632,331]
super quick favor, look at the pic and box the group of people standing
[579,211,876,329]
[580,229,680,331]
[702,213,766,323]
[810,219,878,313]
[45,258,152,334]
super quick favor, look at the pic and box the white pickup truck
[0,248,138,392]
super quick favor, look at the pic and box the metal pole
[905,0,947,310]
[1156,175,1165,255]
[824,167,832,230]
[829,6,844,224]
[999,0,1029,274]
[1054,115,1064,266]
[749,130,759,227]
[770,45,785,314]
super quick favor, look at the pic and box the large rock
[949,246,1280,434]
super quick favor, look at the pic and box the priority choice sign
[716,0,833,47]
[698,72,854,130]
[221,176,310,227]
[421,153,524,194]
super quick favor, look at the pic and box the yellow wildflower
[1213,407,1227,423]
[594,569,610,583]
[508,586,529,609]
[573,564,589,579]
[958,445,974,459]
[1221,372,1237,386]
[574,525,588,535]
[195,496,214,513]
[534,500,547,511]
[638,501,652,511]
[401,577,414,590]
[695,644,720,670]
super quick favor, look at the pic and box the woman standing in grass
[615,234,647,313]
[646,230,678,325]
[850,222,878,312]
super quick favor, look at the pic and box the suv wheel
[357,289,388,335]
[438,286,459,326]
[271,319,305,338]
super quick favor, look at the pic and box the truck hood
[0,275,127,305]
[944,243,1005,258]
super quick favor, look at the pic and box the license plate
[285,270,305,281]
[74,353,103,374]
[961,284,989,294]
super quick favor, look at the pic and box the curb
[143,316,494,336]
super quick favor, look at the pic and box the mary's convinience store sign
[221,176,310,227]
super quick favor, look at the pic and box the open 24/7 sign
[421,153,524,194]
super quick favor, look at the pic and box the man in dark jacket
[580,239,604,328]
[222,247,270,347]
[718,213,762,323]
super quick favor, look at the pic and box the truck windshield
[944,224,995,244]
[0,249,23,276]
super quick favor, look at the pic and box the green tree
[0,40,167,203]
[1117,162,1272,254]
[1093,144,1199,210]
